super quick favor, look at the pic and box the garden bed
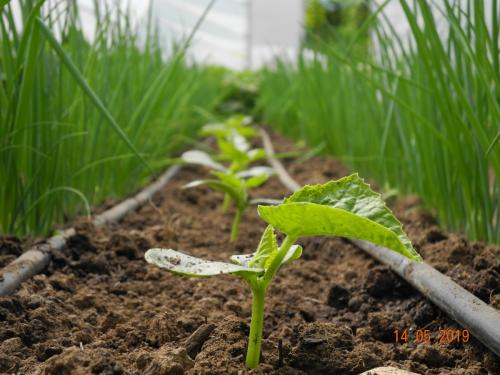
[0,133,498,374]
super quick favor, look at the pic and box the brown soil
[0,133,499,375]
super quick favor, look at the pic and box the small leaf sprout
[181,115,274,240]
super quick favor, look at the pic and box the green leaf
[249,225,277,268]
[225,114,253,128]
[146,249,263,278]
[236,127,257,139]
[184,179,246,209]
[258,174,422,262]
[198,119,256,140]
[211,171,242,189]
[264,243,302,269]
[181,150,227,172]
[36,18,151,172]
[232,166,274,190]
[230,226,302,269]
[245,174,269,189]
[248,149,265,162]
[199,122,231,138]
[217,138,263,171]
[217,138,244,161]
[222,114,256,138]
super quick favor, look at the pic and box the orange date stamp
[393,328,470,344]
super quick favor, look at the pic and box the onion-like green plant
[0,0,222,236]
[258,0,500,243]
[145,174,422,368]
[182,149,273,241]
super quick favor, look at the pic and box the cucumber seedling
[182,116,272,241]
[199,115,265,173]
[182,149,273,241]
[199,114,257,143]
[145,174,422,368]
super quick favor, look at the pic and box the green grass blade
[35,17,151,172]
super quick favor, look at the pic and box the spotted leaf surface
[145,248,264,278]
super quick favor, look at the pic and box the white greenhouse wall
[10,1,493,69]
[375,0,495,52]
[248,0,304,69]
[71,0,304,70]
[151,0,304,69]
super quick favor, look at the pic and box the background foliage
[0,0,223,236]
[259,0,499,242]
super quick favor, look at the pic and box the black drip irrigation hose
[259,128,500,358]
[0,166,180,296]
[352,239,500,358]
[0,142,283,296]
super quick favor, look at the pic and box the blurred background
[1,0,498,243]
[12,0,492,69]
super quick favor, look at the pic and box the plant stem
[244,235,297,368]
[245,284,266,368]
[230,209,242,241]
[222,193,230,213]
[263,235,296,285]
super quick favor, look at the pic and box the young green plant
[199,115,265,173]
[145,174,422,368]
[182,149,273,241]
[199,114,257,143]
[194,115,268,214]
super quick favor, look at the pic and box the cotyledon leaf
[211,171,242,189]
[228,131,250,152]
[183,179,246,208]
[236,166,275,179]
[181,150,227,172]
[245,174,269,189]
[145,249,264,278]
[258,174,422,262]
[230,253,255,267]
